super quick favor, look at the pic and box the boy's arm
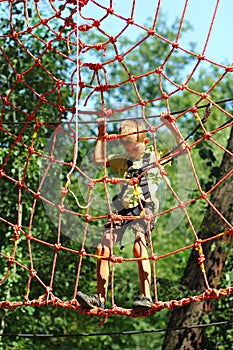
[160,111,187,154]
[93,118,109,164]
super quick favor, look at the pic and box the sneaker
[77,291,102,309]
[132,296,153,312]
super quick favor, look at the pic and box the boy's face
[121,140,147,159]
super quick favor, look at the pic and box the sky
[80,0,233,66]
[143,0,233,64]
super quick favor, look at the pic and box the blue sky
[81,0,232,65]
[141,0,232,64]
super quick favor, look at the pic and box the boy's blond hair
[119,119,147,144]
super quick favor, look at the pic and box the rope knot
[117,55,124,62]
[178,201,186,209]
[129,177,139,186]
[93,20,100,27]
[17,73,23,82]
[78,0,88,8]
[13,225,21,240]
[61,187,68,197]
[155,66,163,74]
[0,169,5,178]
[8,257,15,263]
[54,243,61,251]
[102,175,109,183]
[27,26,33,33]
[58,105,66,113]
[95,84,109,92]
[58,204,65,212]
[30,269,37,277]
[94,43,106,55]
[106,133,117,140]
[198,254,205,265]
[46,286,53,295]
[18,181,24,188]
[109,177,120,185]
[79,82,86,90]
[190,105,198,114]
[147,28,155,35]
[225,64,233,72]
[127,18,134,24]
[34,191,41,198]
[110,213,123,222]
[87,62,102,71]
[151,254,157,261]
[109,36,117,43]
[107,7,114,14]
[102,108,113,116]
[179,84,187,91]
[200,191,207,199]
[139,99,147,106]
[194,239,202,249]
[149,126,157,133]
[172,42,179,48]
[50,155,56,163]
[84,214,92,222]
[205,288,219,298]
[79,249,86,256]
[3,96,9,105]
[111,255,124,263]
[129,74,136,82]
[78,24,92,32]
[87,180,95,189]
[204,132,212,140]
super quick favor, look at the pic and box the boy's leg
[133,232,151,299]
[77,229,118,309]
[96,230,118,305]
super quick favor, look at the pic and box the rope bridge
[0,0,233,318]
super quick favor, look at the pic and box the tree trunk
[162,126,233,350]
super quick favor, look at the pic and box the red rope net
[0,0,233,318]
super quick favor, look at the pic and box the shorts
[104,202,156,245]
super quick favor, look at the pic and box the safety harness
[107,151,156,250]
[112,151,152,212]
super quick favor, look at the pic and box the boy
[77,111,186,311]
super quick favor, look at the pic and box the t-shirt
[108,145,162,212]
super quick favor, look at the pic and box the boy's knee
[133,236,148,258]
[133,241,141,258]
[133,245,138,258]
[96,243,110,257]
